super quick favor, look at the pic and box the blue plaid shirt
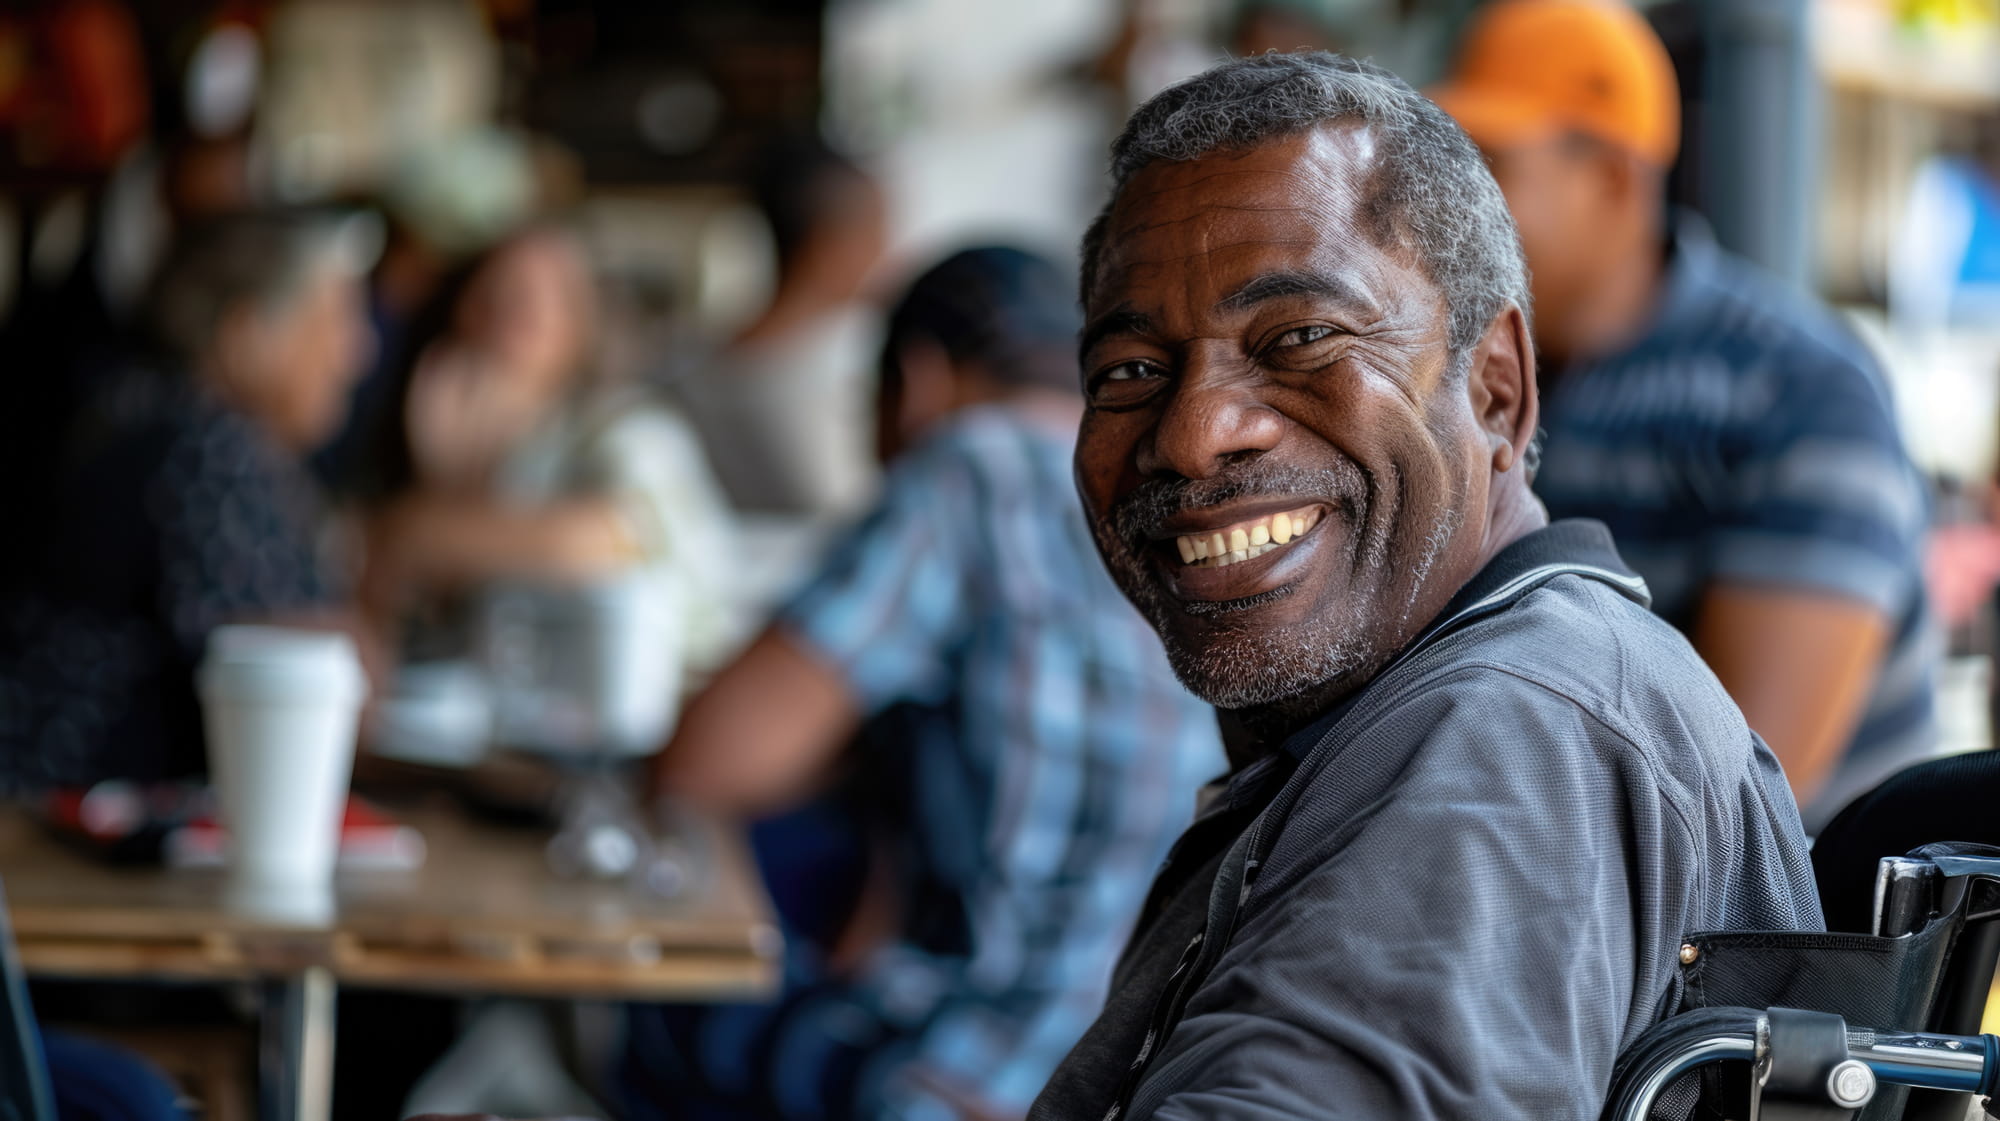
[1534,214,1938,831]
[781,405,1223,1119]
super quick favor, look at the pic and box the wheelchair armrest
[1925,853,2000,882]
[1604,1007,2000,1121]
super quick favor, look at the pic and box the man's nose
[1137,356,1284,480]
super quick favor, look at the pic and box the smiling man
[1029,54,1821,1120]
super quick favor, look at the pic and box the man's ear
[1464,303,1538,476]
[208,303,273,392]
[890,335,958,448]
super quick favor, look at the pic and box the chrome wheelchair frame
[1606,846,2000,1121]
[1607,1008,1997,1121]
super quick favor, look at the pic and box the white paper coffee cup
[198,626,367,907]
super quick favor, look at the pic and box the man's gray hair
[144,210,362,365]
[1082,52,1530,359]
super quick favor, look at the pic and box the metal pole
[1699,0,1819,288]
[260,967,338,1121]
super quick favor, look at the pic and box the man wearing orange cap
[1432,0,1936,832]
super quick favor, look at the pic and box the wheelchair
[1606,750,2000,1121]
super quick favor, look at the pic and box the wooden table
[0,799,781,1121]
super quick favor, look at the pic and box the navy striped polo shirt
[1533,213,1938,831]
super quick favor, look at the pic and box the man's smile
[1143,500,1336,603]
[1165,503,1327,567]
[1074,118,1494,716]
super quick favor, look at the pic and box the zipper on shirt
[1099,560,1650,1117]
[1103,928,1206,1121]
[1101,758,1289,1116]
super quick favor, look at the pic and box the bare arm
[364,493,637,609]
[650,625,861,818]
[1690,582,1892,804]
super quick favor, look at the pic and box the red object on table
[163,798,427,871]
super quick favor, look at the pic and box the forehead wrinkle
[1092,233,1374,325]
[1091,123,1415,320]
[1117,159,1325,203]
[1106,196,1370,288]
[1101,120,1386,243]
[1110,148,1370,248]
[1114,235,1325,269]
[1111,180,1361,250]
[1102,207,1333,287]
[1216,268,1377,316]
[1118,140,1371,199]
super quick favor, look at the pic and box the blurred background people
[1888,114,2000,339]
[0,209,372,795]
[1226,0,1456,80]
[361,226,740,685]
[0,0,1996,1112]
[631,247,1222,1121]
[1430,0,1938,830]
[672,135,890,520]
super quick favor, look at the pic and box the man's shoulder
[1357,573,1757,795]
[918,403,1062,455]
[1266,569,1808,915]
[1672,246,1887,396]
[70,369,279,488]
[1571,242,1888,433]
[878,406,1069,503]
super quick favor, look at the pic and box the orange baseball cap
[1427,0,1681,168]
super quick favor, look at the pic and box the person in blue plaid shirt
[628,247,1223,1121]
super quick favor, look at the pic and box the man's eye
[1087,359,1168,404]
[1274,325,1333,347]
[1101,360,1161,382]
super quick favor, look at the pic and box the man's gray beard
[1101,500,1465,711]
[1159,607,1371,709]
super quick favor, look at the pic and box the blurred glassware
[369,660,494,768]
[543,769,707,899]
[477,574,683,759]
[543,769,646,880]
[476,574,688,884]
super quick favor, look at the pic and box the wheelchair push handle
[1603,1006,2000,1121]
[1848,1025,2000,1097]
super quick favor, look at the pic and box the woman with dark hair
[361,227,739,732]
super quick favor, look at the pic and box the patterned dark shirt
[0,369,337,793]
[1534,215,1938,830]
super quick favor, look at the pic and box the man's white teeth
[1173,506,1322,568]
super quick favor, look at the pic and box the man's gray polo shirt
[1030,521,1821,1120]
